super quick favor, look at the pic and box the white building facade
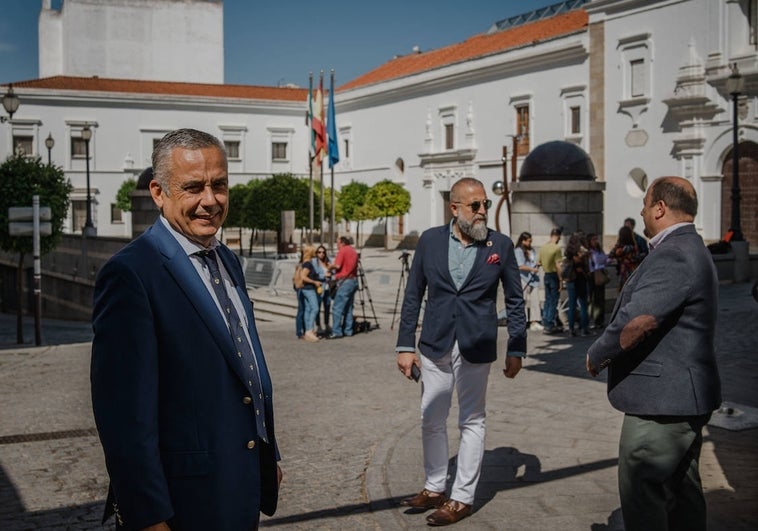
[1,0,756,244]
[2,80,308,237]
[39,0,224,84]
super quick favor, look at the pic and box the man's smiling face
[150,146,229,247]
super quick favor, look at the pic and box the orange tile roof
[6,76,308,102]
[339,9,588,92]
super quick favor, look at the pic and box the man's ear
[149,180,164,210]
[655,200,666,220]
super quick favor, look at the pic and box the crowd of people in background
[293,218,649,342]
[294,236,359,341]
[517,218,651,338]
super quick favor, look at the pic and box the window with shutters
[630,59,645,98]
[515,105,530,155]
[224,140,240,160]
[271,142,287,161]
[13,135,33,156]
[618,34,651,102]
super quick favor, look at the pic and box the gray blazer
[587,224,721,416]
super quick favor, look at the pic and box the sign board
[9,222,52,236]
[8,205,53,236]
[9,206,52,221]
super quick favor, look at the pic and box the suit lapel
[151,222,249,387]
[435,225,457,288]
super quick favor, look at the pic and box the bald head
[450,177,485,203]
[650,177,697,218]
[641,176,698,238]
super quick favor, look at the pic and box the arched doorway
[721,141,758,244]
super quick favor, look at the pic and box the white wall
[593,0,756,241]
[39,0,224,84]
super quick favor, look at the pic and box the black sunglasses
[454,199,492,212]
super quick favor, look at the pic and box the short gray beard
[456,215,488,241]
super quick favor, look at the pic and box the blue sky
[0,0,556,87]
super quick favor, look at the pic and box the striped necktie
[197,249,268,443]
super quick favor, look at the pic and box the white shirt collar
[159,216,219,257]
[648,222,692,251]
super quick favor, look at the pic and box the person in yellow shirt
[537,228,564,333]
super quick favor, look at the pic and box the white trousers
[420,341,491,505]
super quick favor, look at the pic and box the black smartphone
[411,364,421,382]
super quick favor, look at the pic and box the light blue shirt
[448,220,479,290]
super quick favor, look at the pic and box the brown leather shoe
[399,489,448,510]
[425,499,472,526]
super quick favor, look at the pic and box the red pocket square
[487,254,500,265]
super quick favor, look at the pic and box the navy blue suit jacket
[397,225,527,362]
[91,219,279,530]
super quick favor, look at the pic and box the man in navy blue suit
[396,178,527,526]
[91,129,280,530]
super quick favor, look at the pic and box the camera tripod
[354,255,380,332]
[390,251,412,330]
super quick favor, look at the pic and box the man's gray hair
[152,129,227,193]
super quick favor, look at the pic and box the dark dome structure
[136,167,154,189]
[519,141,596,181]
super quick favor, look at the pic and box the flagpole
[319,70,325,245]
[308,72,314,244]
[330,69,336,253]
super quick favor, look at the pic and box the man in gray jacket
[586,176,721,531]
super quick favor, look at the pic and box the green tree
[365,180,411,249]
[338,180,375,246]
[338,180,369,225]
[115,178,137,212]
[243,174,310,255]
[0,154,72,343]
[224,183,251,255]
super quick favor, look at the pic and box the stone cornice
[419,149,477,167]
[11,89,306,116]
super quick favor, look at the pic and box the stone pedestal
[278,210,297,255]
[129,189,158,238]
[510,180,606,243]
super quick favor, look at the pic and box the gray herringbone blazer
[588,224,721,416]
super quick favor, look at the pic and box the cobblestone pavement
[0,248,756,530]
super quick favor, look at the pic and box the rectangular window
[343,138,350,158]
[12,135,33,156]
[570,106,581,135]
[111,204,123,224]
[71,137,88,158]
[224,140,240,159]
[272,142,287,161]
[630,59,645,97]
[751,0,758,45]
[444,123,454,150]
[516,105,530,155]
[71,200,87,233]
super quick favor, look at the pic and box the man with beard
[396,178,527,526]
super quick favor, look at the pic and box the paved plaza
[0,248,756,530]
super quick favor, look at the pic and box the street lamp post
[726,63,745,242]
[45,133,54,166]
[81,124,96,237]
[1,84,20,122]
